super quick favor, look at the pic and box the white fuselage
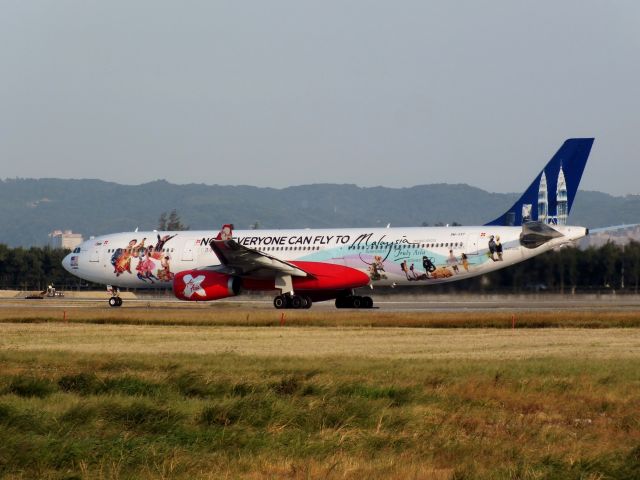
[63,225,587,290]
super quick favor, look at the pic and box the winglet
[215,224,234,241]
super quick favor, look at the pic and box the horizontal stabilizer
[519,221,564,249]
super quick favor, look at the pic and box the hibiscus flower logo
[182,274,206,298]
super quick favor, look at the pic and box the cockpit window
[73,247,81,253]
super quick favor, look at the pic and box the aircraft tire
[351,296,362,308]
[303,296,313,309]
[362,296,373,308]
[273,295,287,309]
[290,296,303,309]
[109,297,120,308]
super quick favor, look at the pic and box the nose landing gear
[107,285,123,308]
[108,296,123,307]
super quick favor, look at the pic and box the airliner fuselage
[64,225,586,289]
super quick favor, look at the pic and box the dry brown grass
[1,322,640,359]
[0,304,639,328]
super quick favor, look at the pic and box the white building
[556,165,568,225]
[49,230,83,250]
[537,171,548,223]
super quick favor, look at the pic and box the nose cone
[62,253,71,272]
[62,253,75,273]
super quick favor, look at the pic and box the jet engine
[173,270,241,301]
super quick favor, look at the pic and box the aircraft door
[89,244,101,263]
[181,239,194,261]
[464,234,479,255]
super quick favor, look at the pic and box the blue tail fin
[485,138,594,226]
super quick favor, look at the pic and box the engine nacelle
[173,270,241,301]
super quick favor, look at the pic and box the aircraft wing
[209,224,308,278]
[588,223,640,234]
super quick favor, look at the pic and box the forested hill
[1,178,639,247]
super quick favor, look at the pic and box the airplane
[62,138,594,309]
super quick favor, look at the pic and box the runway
[1,293,639,312]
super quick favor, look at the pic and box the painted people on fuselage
[401,260,412,280]
[112,239,138,276]
[220,225,233,241]
[409,263,419,280]
[136,247,158,283]
[488,235,497,261]
[422,256,436,275]
[109,234,177,282]
[155,234,177,253]
[495,236,503,261]
[461,253,470,271]
[368,255,387,281]
[157,255,174,281]
[448,250,459,273]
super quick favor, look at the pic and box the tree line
[0,245,79,291]
[0,242,639,293]
[429,241,640,294]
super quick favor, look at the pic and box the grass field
[1,351,639,479]
[1,309,640,479]
[1,304,640,328]
[2,323,640,359]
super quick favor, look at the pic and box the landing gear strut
[335,295,374,309]
[273,294,312,310]
[107,286,123,308]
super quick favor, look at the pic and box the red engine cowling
[173,270,241,301]
[241,262,371,293]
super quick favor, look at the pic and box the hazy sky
[1,1,639,195]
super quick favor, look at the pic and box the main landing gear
[335,296,374,309]
[107,286,123,308]
[273,294,313,310]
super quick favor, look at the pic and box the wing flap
[210,232,308,277]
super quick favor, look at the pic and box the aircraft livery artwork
[485,139,592,227]
[63,138,595,309]
[107,234,177,284]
